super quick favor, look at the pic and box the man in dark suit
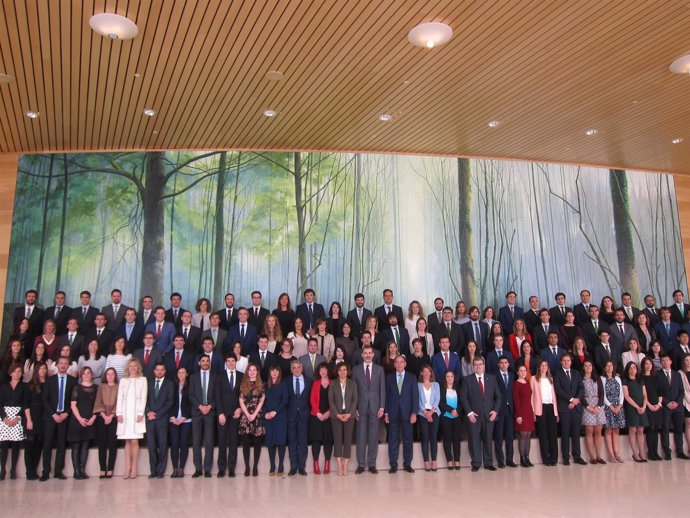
[572,289,592,326]
[657,354,689,460]
[70,290,100,336]
[201,313,227,351]
[669,289,690,325]
[133,332,164,380]
[593,330,623,375]
[384,355,418,473]
[642,294,660,326]
[145,307,177,355]
[40,357,77,481]
[163,335,195,380]
[137,295,156,327]
[249,335,278,382]
[426,297,445,337]
[145,362,175,478]
[295,288,326,332]
[671,330,690,371]
[461,306,489,354]
[618,292,640,325]
[217,292,239,331]
[655,307,681,352]
[44,290,72,336]
[85,313,114,354]
[346,293,372,339]
[225,307,259,357]
[165,292,186,327]
[381,313,410,355]
[194,337,225,374]
[493,357,517,468]
[353,344,386,474]
[541,332,567,373]
[485,335,515,375]
[117,308,144,352]
[523,295,542,335]
[531,309,559,353]
[216,353,243,477]
[549,292,572,327]
[498,291,524,335]
[553,353,587,465]
[434,306,464,354]
[460,356,501,471]
[14,289,45,343]
[580,305,610,354]
[57,318,86,360]
[287,359,313,476]
[431,337,462,383]
[609,309,637,350]
[351,331,381,366]
[299,337,326,378]
[178,310,201,355]
[101,288,131,332]
[373,288,404,332]
[248,290,270,331]
[189,354,218,477]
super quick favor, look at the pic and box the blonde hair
[123,358,144,378]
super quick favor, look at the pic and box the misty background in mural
[3,151,686,340]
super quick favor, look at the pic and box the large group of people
[1,286,690,481]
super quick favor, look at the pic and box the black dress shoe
[355,467,364,474]
[388,467,397,474]
[204,472,211,478]
[217,471,225,478]
[39,474,49,482]
[192,471,202,478]
[562,460,570,466]
[471,466,480,472]
[574,458,587,466]
[664,453,672,461]
[26,474,38,481]
[404,466,415,473]
[506,461,518,468]
[497,462,505,468]
[288,469,297,477]
[485,465,497,471]
[148,474,156,479]
[299,469,307,476]
[55,473,67,480]
[229,471,236,477]
[677,453,690,460]
[156,475,164,479]
[448,466,454,471]
[253,467,258,477]
[368,467,378,474]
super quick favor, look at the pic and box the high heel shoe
[431,461,437,472]
[615,455,624,463]
[323,460,330,474]
[244,467,250,477]
[252,466,258,477]
[424,462,431,472]
[313,460,321,475]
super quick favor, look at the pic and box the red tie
[478,376,484,395]
[444,353,449,369]
[175,351,181,369]
[157,323,162,338]
[144,349,150,365]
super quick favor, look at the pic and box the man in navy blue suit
[225,307,258,356]
[118,308,145,352]
[194,337,225,374]
[498,291,524,335]
[431,337,461,383]
[162,334,195,380]
[384,355,418,473]
[493,357,517,468]
[144,307,176,355]
[485,335,515,375]
[287,360,312,476]
[657,353,689,460]
[381,312,410,355]
[295,289,326,332]
[145,363,175,478]
[655,307,681,352]
[540,332,566,372]
[460,306,489,354]
[553,353,587,465]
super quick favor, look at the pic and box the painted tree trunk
[294,152,307,293]
[457,158,477,305]
[36,154,54,294]
[55,154,69,291]
[140,152,166,304]
[609,169,641,304]
[213,151,227,306]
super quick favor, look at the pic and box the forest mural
[2,151,686,341]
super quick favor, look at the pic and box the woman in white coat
[116,358,147,479]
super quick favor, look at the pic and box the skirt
[0,406,24,442]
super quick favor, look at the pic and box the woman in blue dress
[264,365,289,476]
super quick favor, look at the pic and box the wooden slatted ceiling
[1,1,690,173]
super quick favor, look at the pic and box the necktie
[684,346,689,355]
[560,307,565,316]
[82,307,87,317]
[113,305,119,318]
[474,322,480,342]
[394,327,400,346]
[604,344,610,356]
[626,307,632,320]
[365,364,371,388]
[126,324,132,339]
[155,379,160,399]
[202,372,208,405]
[145,310,150,322]
[585,304,589,312]
[680,304,685,317]
[308,304,313,324]
[157,323,162,338]
[566,370,571,382]
[543,324,548,334]
[311,355,315,371]
[261,351,265,367]
[144,349,150,365]
[446,323,451,333]
[503,372,508,388]
[618,324,624,336]
[174,309,178,320]
[478,376,484,395]
[593,320,598,333]
[26,306,31,318]
[212,329,217,342]
[227,309,231,321]
[358,308,362,323]
[397,373,403,393]
[184,327,188,339]
[240,324,245,339]
[69,333,74,345]
[666,323,670,335]
[444,352,449,368]
[437,311,442,322]
[651,308,656,316]
[57,376,65,412]
[97,329,102,337]
[54,306,60,319]
[509,306,514,318]
[666,370,672,384]
[175,351,181,369]
[295,376,301,396]
[552,346,557,356]
[497,349,502,358]
[230,371,234,390]
[254,307,259,318]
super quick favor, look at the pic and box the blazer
[439,382,461,416]
[345,307,372,338]
[178,325,202,355]
[249,350,278,382]
[351,347,381,367]
[353,362,386,415]
[287,375,313,422]
[593,343,623,374]
[381,326,410,355]
[498,305,524,334]
[173,384,192,420]
[188,369,218,416]
[216,369,244,416]
[549,306,573,327]
[508,333,532,360]
[529,376,558,417]
[144,321,177,355]
[116,322,145,352]
[655,321,681,352]
[485,349,515,375]
[70,306,100,336]
[657,368,684,408]
[216,307,239,330]
[670,344,690,371]
[581,320,610,353]
[44,305,73,336]
[225,322,259,357]
[553,367,585,413]
[495,370,514,414]
[162,349,195,380]
[328,378,358,417]
[642,307,661,327]
[165,307,187,327]
[634,325,656,353]
[459,373,501,419]
[523,308,542,335]
[56,333,86,360]
[309,378,331,415]
[201,328,228,352]
[436,321,466,354]
[608,321,637,350]
[247,307,270,332]
[193,351,225,375]
[85,328,115,354]
[431,351,462,384]
[145,377,175,421]
[415,381,440,417]
[299,353,327,379]
[295,302,326,331]
[531,324,560,353]
[669,303,690,325]
[137,309,156,327]
[101,304,131,332]
[132,347,163,380]
[618,306,641,325]
[373,304,404,332]
[426,310,444,337]
[540,345,567,373]
[515,354,540,376]
[42,373,78,416]
[14,304,45,340]
[383,371,419,420]
[572,303,591,326]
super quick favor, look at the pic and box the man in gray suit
[460,356,502,472]
[201,313,227,350]
[609,309,636,350]
[101,289,131,332]
[353,344,386,474]
[299,337,326,378]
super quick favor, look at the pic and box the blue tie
[57,376,65,412]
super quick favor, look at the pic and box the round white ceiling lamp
[143,108,156,117]
[25,111,39,119]
[89,13,139,40]
[408,22,453,48]
[672,137,684,144]
[379,113,393,121]
[585,128,598,136]
[263,109,277,117]
[488,120,500,127]
[670,54,690,74]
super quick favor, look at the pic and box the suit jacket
[540,345,567,373]
[460,373,502,419]
[351,347,381,366]
[14,305,45,340]
[460,320,486,354]
[374,304,404,332]
[618,306,640,325]
[164,307,187,327]
[437,321,466,354]
[44,305,73,336]
[657,369,684,408]
[593,343,623,374]
[299,353,326,379]
[485,349,515,376]
[216,307,239,331]
[523,308,542,335]
[247,307,270,331]
[549,306,573,327]
[101,304,131,332]
[193,351,225,375]
[345,307,372,338]
[581,320,610,353]
[116,322,145,352]
[553,367,585,414]
[495,370,514,414]
[42,373,78,416]
[225,322,258,356]
[353,362,386,415]
[133,347,164,380]
[328,378,358,416]
[57,333,86,359]
[145,377,175,421]
[178,325,202,355]
[70,306,100,336]
[426,310,444,337]
[431,352,462,383]
[137,308,156,328]
[85,328,115,354]
[188,370,218,416]
[670,344,690,371]
[572,303,591,326]
[249,350,278,382]
[381,326,410,355]
[287,375,313,422]
[608,321,636,350]
[162,349,195,380]
[216,369,244,416]
[498,305,524,334]
[669,303,690,325]
[384,371,419,420]
[642,307,661,327]
[201,328,228,352]
[655,321,681,352]
[531,324,559,353]
[295,302,326,331]
[144,321,177,355]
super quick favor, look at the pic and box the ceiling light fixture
[25,111,39,119]
[408,22,453,48]
[143,108,156,117]
[265,71,284,81]
[488,120,500,128]
[585,128,598,136]
[672,137,684,144]
[379,113,393,121]
[89,13,139,40]
[0,74,14,84]
[263,109,277,117]
[670,54,690,74]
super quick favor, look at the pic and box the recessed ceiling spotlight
[670,54,690,74]
[379,113,393,121]
[0,74,14,84]
[488,120,500,128]
[408,22,453,48]
[143,108,156,117]
[25,111,39,119]
[672,137,684,144]
[631,100,639,104]
[134,73,141,78]
[89,13,139,40]
[265,71,284,81]
[403,80,411,85]
[152,130,158,134]
[263,109,277,117]
[585,128,598,136]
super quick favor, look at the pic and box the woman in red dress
[513,364,535,467]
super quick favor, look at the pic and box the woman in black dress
[406,338,431,379]
[169,367,191,478]
[273,292,295,336]
[67,366,97,479]
[558,310,582,350]
[334,323,357,364]
[309,362,333,474]
[640,357,663,460]
[24,362,47,480]
[599,296,616,325]
[326,302,345,339]
[276,338,297,379]
[0,364,30,480]
[264,365,289,476]
[1,339,25,377]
